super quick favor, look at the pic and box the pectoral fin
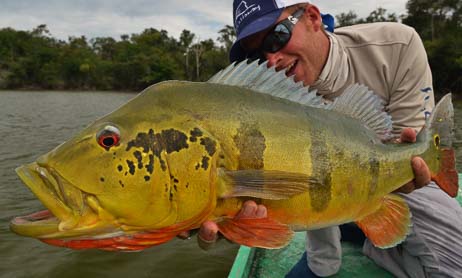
[218,169,318,200]
[216,217,294,249]
[355,194,412,249]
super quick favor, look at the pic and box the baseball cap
[230,0,334,62]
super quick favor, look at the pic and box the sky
[0,0,409,42]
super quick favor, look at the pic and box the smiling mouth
[10,163,104,238]
[285,60,298,77]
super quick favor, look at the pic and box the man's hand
[394,128,431,193]
[178,200,267,250]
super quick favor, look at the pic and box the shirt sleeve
[387,27,435,135]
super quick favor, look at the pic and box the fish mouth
[11,163,180,251]
[10,162,115,239]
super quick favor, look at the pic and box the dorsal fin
[208,60,327,108]
[208,60,393,141]
[330,84,393,141]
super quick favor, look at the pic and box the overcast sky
[0,0,409,42]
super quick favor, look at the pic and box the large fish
[10,60,458,251]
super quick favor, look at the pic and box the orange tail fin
[432,148,459,197]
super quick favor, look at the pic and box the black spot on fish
[164,184,168,192]
[233,123,266,169]
[145,154,154,174]
[125,172,128,176]
[126,160,135,175]
[190,127,203,137]
[201,156,209,170]
[186,183,189,188]
[200,137,217,156]
[174,184,177,191]
[162,129,189,153]
[173,178,179,183]
[119,180,125,188]
[126,128,189,172]
[144,176,150,181]
[195,163,200,170]
[126,129,154,153]
[169,192,173,201]
[189,128,203,142]
[100,177,105,182]
[117,165,123,172]
[133,150,143,169]
[219,154,225,159]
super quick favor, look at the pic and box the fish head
[10,87,221,250]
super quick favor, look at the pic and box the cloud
[0,0,407,41]
[313,0,407,18]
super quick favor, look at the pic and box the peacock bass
[10,60,458,251]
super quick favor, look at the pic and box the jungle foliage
[0,0,460,94]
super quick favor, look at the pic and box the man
[190,1,462,277]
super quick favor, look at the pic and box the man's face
[241,5,329,86]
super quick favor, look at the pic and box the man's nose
[265,52,282,68]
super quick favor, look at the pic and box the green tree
[336,11,359,27]
[364,8,398,23]
[217,25,236,52]
[403,0,462,93]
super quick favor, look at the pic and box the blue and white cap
[230,0,334,62]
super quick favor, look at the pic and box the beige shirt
[313,22,434,135]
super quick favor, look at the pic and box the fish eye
[433,134,440,148]
[97,125,121,149]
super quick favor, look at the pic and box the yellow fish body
[10,61,458,251]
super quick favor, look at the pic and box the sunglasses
[245,8,305,61]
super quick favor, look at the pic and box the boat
[229,175,462,277]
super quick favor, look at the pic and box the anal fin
[355,194,412,249]
[216,217,294,249]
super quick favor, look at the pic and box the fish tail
[424,94,458,197]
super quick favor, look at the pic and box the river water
[1,90,462,278]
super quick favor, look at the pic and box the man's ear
[304,4,323,31]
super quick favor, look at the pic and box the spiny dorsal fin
[330,84,393,141]
[208,60,327,108]
[208,60,392,141]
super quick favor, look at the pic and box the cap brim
[229,8,283,63]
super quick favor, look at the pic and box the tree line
[0,0,460,95]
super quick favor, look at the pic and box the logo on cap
[235,1,261,30]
